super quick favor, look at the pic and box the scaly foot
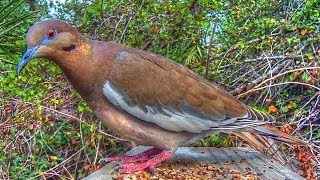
[105,148,162,163]
[119,150,173,173]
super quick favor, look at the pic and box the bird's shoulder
[103,44,247,119]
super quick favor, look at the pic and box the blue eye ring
[46,29,56,39]
[41,28,58,45]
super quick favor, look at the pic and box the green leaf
[281,106,289,113]
[77,104,85,112]
[302,72,311,82]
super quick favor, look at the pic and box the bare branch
[205,21,218,79]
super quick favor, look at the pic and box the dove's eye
[46,29,56,39]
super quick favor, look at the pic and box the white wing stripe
[103,81,221,133]
[102,81,269,133]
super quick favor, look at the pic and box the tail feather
[250,124,309,145]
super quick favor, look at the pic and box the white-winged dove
[17,20,306,173]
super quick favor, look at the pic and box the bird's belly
[92,100,194,150]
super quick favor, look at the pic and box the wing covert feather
[103,49,274,133]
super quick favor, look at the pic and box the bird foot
[105,148,162,163]
[119,150,173,173]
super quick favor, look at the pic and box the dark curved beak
[16,46,39,75]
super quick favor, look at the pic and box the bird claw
[148,165,155,175]
[117,150,173,173]
[104,156,121,163]
[113,164,121,172]
[98,157,106,164]
[109,161,123,175]
[102,149,172,173]
[103,148,163,164]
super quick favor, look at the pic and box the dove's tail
[250,124,308,145]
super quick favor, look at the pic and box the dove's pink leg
[105,148,162,163]
[119,150,173,173]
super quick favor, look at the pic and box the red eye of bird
[47,29,56,39]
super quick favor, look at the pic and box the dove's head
[17,19,89,74]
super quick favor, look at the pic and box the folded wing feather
[102,49,275,133]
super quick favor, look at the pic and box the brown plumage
[17,20,307,173]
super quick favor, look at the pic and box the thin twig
[244,55,306,62]
[231,60,289,95]
[205,21,218,79]
[236,67,320,98]
[237,82,320,98]
[32,145,87,179]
